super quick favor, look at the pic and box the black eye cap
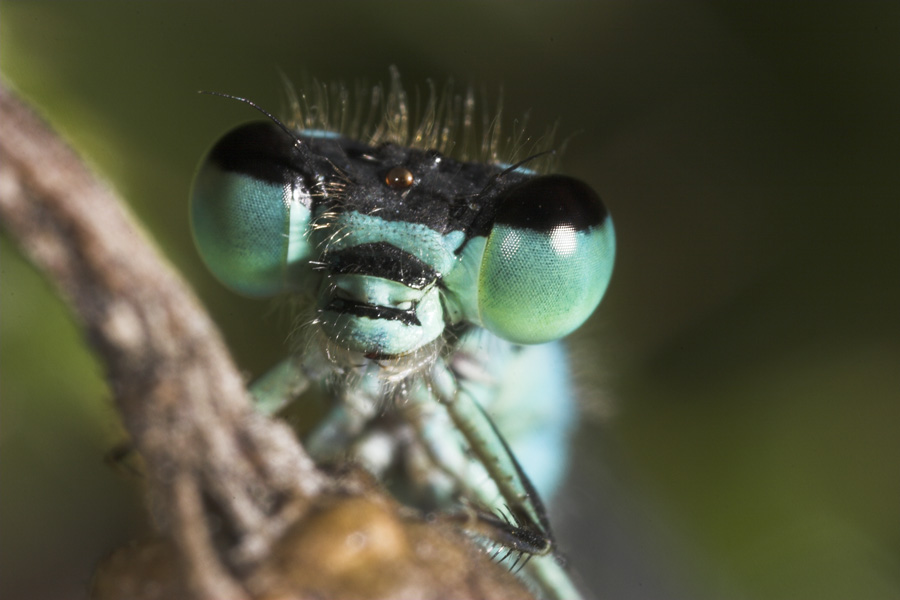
[209,121,305,185]
[494,175,608,233]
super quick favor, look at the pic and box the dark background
[2,2,898,599]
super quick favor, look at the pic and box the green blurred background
[2,2,898,599]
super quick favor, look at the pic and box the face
[310,208,454,357]
[191,121,615,359]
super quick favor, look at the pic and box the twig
[0,83,532,600]
[0,81,328,598]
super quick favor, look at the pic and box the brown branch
[0,82,326,598]
[0,84,531,600]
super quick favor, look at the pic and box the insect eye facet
[190,122,313,297]
[478,175,615,344]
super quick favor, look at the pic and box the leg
[249,356,309,416]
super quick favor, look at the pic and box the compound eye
[190,122,313,297]
[478,175,616,344]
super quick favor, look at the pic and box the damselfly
[190,69,615,599]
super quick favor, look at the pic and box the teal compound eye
[478,175,616,344]
[190,122,314,297]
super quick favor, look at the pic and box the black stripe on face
[322,242,438,290]
[324,298,421,327]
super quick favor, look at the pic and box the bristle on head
[282,66,560,173]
